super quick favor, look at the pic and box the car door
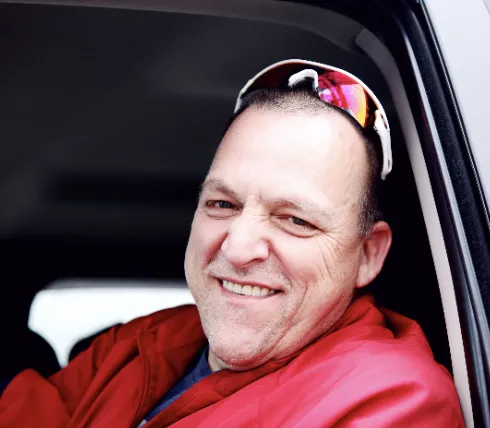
[0,1,488,426]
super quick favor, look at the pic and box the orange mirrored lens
[317,71,368,127]
[247,65,371,129]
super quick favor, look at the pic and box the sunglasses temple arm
[374,111,392,180]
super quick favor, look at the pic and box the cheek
[186,213,229,270]
[274,234,359,290]
[270,236,328,294]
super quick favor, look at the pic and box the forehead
[208,108,367,206]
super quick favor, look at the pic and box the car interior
[0,0,472,424]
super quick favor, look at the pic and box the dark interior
[0,2,450,378]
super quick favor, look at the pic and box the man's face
[185,107,376,371]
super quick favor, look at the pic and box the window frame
[304,0,490,425]
[3,0,489,425]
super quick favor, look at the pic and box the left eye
[205,200,235,209]
[288,216,316,229]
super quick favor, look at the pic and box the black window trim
[291,0,490,426]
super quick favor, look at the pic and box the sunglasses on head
[234,59,392,180]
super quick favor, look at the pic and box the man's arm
[0,325,121,428]
[0,305,187,428]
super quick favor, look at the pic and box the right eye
[205,200,235,209]
[203,200,238,219]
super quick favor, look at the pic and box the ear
[356,221,392,288]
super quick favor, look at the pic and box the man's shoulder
[290,331,458,407]
[283,306,456,398]
[276,335,463,426]
[352,337,454,387]
[327,297,454,392]
[347,312,456,393]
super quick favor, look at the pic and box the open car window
[1,1,489,426]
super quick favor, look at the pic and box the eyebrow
[199,178,241,201]
[200,178,331,222]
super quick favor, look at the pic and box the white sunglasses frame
[234,59,392,180]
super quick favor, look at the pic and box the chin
[208,337,271,371]
[212,351,264,372]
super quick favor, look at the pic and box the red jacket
[0,295,464,427]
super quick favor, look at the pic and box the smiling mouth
[220,280,279,297]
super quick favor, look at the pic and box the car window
[1,1,487,426]
[28,279,195,366]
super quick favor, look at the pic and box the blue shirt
[138,346,212,426]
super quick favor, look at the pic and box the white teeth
[223,281,234,292]
[242,285,252,296]
[222,280,277,297]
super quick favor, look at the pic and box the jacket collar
[136,295,383,426]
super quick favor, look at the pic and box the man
[0,60,464,427]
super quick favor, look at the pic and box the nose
[221,211,270,269]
